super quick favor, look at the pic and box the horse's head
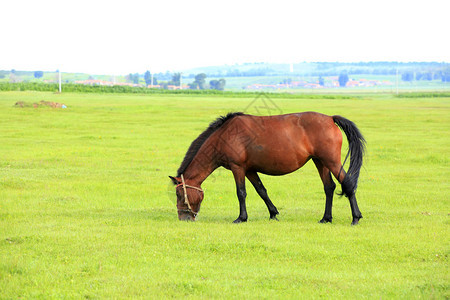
[169,175,204,221]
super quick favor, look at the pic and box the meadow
[0,91,448,298]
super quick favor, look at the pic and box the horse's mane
[177,112,244,176]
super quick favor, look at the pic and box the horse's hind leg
[328,163,363,225]
[313,158,336,223]
[246,171,279,220]
[342,176,363,225]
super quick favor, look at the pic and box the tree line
[128,71,226,90]
[0,82,230,94]
[3,63,449,87]
[401,70,450,82]
[187,62,450,78]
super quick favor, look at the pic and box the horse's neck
[183,143,218,185]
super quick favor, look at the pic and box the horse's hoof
[319,218,332,224]
[233,218,247,224]
[351,216,362,225]
[351,219,361,225]
[270,215,279,221]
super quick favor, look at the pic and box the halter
[176,174,203,217]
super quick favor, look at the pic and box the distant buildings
[73,79,189,90]
[69,77,392,90]
[245,77,392,90]
[74,79,140,87]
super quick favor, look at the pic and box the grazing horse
[169,112,366,225]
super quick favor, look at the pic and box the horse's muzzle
[178,212,195,221]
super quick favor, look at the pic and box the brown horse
[169,112,366,225]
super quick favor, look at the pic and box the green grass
[0,91,449,298]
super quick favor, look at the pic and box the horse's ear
[169,176,180,185]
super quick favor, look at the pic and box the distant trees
[34,71,44,79]
[156,73,182,89]
[133,73,139,84]
[441,69,450,82]
[338,73,349,87]
[398,69,450,82]
[127,73,140,84]
[6,63,449,91]
[189,73,207,89]
[416,72,432,81]
[188,73,225,90]
[144,71,151,85]
[224,68,269,77]
[195,73,207,89]
[318,76,325,86]
[144,71,158,86]
[209,79,226,90]
[184,62,449,79]
[401,72,414,82]
[280,78,292,85]
[171,73,181,86]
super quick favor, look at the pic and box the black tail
[333,115,366,196]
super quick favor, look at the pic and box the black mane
[177,112,244,176]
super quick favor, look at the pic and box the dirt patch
[15,100,67,108]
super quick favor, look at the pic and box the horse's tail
[332,115,366,196]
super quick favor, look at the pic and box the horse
[169,111,366,225]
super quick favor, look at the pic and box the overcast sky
[1,0,448,75]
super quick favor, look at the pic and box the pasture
[0,91,448,298]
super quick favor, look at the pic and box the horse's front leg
[246,171,279,220]
[231,167,247,223]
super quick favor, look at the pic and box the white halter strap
[177,174,203,217]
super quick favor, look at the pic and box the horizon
[2,0,449,75]
[2,60,450,77]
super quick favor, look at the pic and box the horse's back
[243,112,340,143]
[261,112,343,159]
[218,112,342,175]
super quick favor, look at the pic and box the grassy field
[0,91,448,298]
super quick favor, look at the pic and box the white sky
[1,0,449,75]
